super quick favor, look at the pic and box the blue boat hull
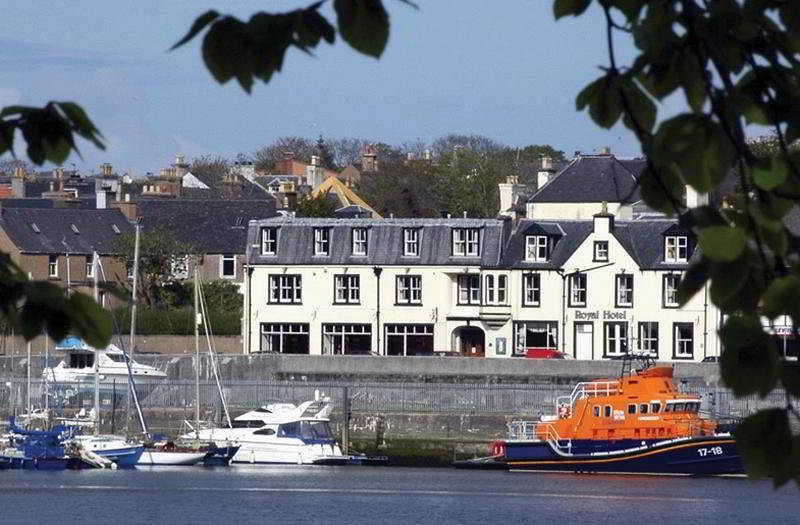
[0,456,70,471]
[94,446,144,468]
[506,435,743,475]
[202,445,240,467]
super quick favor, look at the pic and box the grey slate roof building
[138,199,277,255]
[247,217,506,267]
[0,207,133,254]
[529,154,646,204]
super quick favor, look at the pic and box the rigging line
[198,279,232,428]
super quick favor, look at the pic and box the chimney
[172,153,189,178]
[462,211,467,218]
[423,149,431,161]
[96,190,107,209]
[685,185,708,208]
[11,167,25,198]
[498,174,526,216]
[361,144,378,172]
[593,203,614,234]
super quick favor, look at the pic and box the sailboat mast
[92,251,100,436]
[194,266,200,436]
[25,341,31,427]
[126,222,141,435]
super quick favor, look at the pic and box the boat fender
[490,440,506,457]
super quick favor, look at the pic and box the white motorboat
[43,336,166,398]
[183,394,348,465]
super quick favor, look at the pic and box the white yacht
[44,336,166,397]
[184,395,348,465]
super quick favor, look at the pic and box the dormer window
[525,235,551,262]
[593,241,608,262]
[352,227,368,256]
[261,227,278,255]
[452,228,480,257]
[314,227,330,256]
[111,224,121,234]
[48,255,58,278]
[665,236,689,262]
[403,228,420,257]
[31,223,40,233]
[70,224,80,234]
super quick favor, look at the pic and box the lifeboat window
[627,404,636,414]
[651,402,661,413]
[604,405,612,418]
[674,402,686,412]
[664,403,673,412]
[639,403,648,414]
[593,406,600,417]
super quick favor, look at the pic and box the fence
[0,378,786,419]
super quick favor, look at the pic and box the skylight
[70,224,80,234]
[30,223,40,233]
[111,224,121,234]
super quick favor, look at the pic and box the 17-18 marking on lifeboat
[697,447,723,457]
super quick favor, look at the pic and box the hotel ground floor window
[260,323,309,354]
[638,322,658,357]
[385,324,434,356]
[604,322,628,357]
[673,322,694,359]
[513,321,558,356]
[322,324,372,355]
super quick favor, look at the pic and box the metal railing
[555,380,620,413]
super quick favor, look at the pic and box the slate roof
[247,217,506,267]
[1,198,97,209]
[138,199,276,255]
[611,220,695,270]
[501,220,593,269]
[529,155,645,204]
[0,207,133,255]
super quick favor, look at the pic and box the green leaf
[709,259,749,305]
[610,0,644,20]
[620,77,656,132]
[638,164,683,215]
[171,10,220,50]
[201,17,253,90]
[677,257,710,306]
[334,0,389,58]
[752,158,788,191]
[67,292,113,349]
[697,226,746,262]
[719,314,779,398]
[589,75,623,129]
[736,409,795,485]
[553,0,592,19]
[762,276,800,320]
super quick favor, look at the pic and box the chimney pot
[462,211,467,218]
[125,193,130,202]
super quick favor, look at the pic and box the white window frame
[523,273,541,306]
[220,254,236,279]
[663,273,680,307]
[665,235,689,262]
[314,227,330,256]
[385,324,434,356]
[334,274,360,304]
[352,228,368,256]
[48,255,58,278]
[396,275,422,305]
[525,235,550,262]
[260,323,309,353]
[322,323,372,355]
[452,228,480,257]
[403,228,419,257]
[261,227,278,255]
[638,321,658,357]
[268,275,302,304]
[594,240,609,262]
[484,274,508,305]
[604,322,628,357]
[615,273,633,307]
[457,274,481,305]
[674,323,694,358]
[569,273,587,307]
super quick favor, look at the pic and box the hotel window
[352,228,368,256]
[322,323,371,355]
[396,275,422,305]
[85,256,95,280]
[663,273,680,307]
[665,235,689,262]
[261,227,278,255]
[403,228,420,257]
[457,274,481,305]
[525,235,550,262]
[673,322,694,359]
[514,321,558,356]
[615,273,633,307]
[334,275,360,304]
[604,322,628,357]
[385,324,434,356]
[48,255,58,278]
[268,275,302,304]
[314,227,330,256]
[260,323,309,354]
[220,254,236,278]
[523,273,541,307]
[568,273,587,307]
[593,241,609,262]
[452,228,480,257]
[638,322,658,357]
[484,275,508,305]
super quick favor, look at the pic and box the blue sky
[0,1,645,175]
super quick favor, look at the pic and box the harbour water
[1,467,798,524]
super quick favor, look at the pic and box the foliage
[356,155,438,217]
[315,135,338,171]
[294,190,339,217]
[254,136,316,172]
[112,306,241,337]
[557,0,800,486]
[112,227,197,309]
[190,155,230,179]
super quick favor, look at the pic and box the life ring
[491,440,506,457]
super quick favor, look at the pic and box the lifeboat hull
[506,435,743,476]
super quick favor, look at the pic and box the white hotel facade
[242,211,722,361]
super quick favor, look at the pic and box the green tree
[294,190,338,217]
[315,135,338,171]
[112,228,197,309]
